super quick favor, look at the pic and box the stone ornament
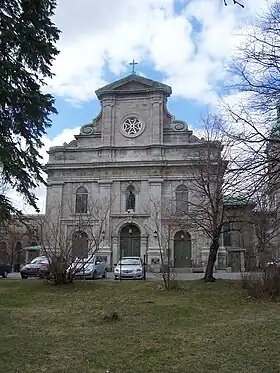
[174,122,185,131]
[172,119,186,131]
[121,115,145,138]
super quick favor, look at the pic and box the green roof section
[269,106,280,137]
[223,196,251,206]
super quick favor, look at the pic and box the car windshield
[30,257,48,264]
[119,258,141,265]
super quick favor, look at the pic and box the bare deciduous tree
[183,115,247,281]
[223,1,280,186]
[38,196,114,285]
[223,0,244,7]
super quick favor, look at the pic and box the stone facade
[0,215,44,268]
[44,74,249,270]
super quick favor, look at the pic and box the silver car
[69,255,107,280]
[114,257,144,280]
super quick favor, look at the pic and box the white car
[114,257,144,280]
[68,255,107,280]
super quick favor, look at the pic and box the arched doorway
[174,231,192,268]
[119,224,140,258]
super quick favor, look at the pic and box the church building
[44,70,247,271]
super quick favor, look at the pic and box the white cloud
[46,0,273,105]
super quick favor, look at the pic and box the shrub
[103,312,120,322]
[242,266,280,300]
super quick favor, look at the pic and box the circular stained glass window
[122,117,143,137]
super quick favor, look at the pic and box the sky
[9,0,273,213]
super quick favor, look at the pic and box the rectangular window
[176,193,188,214]
[75,194,88,213]
[223,223,232,247]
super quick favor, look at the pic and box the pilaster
[151,95,163,144]
[101,97,115,146]
[148,178,163,248]
[112,235,119,265]
[140,234,149,258]
[98,180,113,247]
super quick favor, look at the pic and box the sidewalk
[7,271,244,281]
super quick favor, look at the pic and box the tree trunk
[203,238,219,282]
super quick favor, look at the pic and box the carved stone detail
[172,119,187,131]
[80,110,101,135]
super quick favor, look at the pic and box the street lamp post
[153,231,161,272]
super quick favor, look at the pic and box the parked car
[20,256,50,279]
[0,263,11,278]
[68,255,107,280]
[114,257,144,280]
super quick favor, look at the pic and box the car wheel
[92,271,97,280]
[2,271,8,278]
[102,270,107,279]
[21,274,28,279]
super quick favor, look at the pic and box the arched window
[126,187,136,211]
[72,231,88,259]
[175,184,188,214]
[75,186,88,213]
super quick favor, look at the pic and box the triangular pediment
[95,74,172,99]
[113,80,152,91]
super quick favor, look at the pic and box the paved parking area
[6,271,244,281]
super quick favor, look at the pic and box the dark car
[0,263,11,278]
[20,256,50,279]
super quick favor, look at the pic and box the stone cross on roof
[129,59,138,74]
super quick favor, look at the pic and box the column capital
[148,178,164,184]
[98,180,113,185]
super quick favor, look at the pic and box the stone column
[217,247,227,270]
[241,250,245,272]
[140,234,148,258]
[45,181,64,250]
[25,250,29,264]
[101,97,115,146]
[97,180,112,252]
[148,178,163,259]
[150,95,163,144]
[46,182,64,214]
[112,235,119,267]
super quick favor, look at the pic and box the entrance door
[119,224,141,258]
[174,231,192,268]
[228,251,241,272]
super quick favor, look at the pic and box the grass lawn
[0,280,280,373]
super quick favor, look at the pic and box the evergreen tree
[0,0,60,217]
